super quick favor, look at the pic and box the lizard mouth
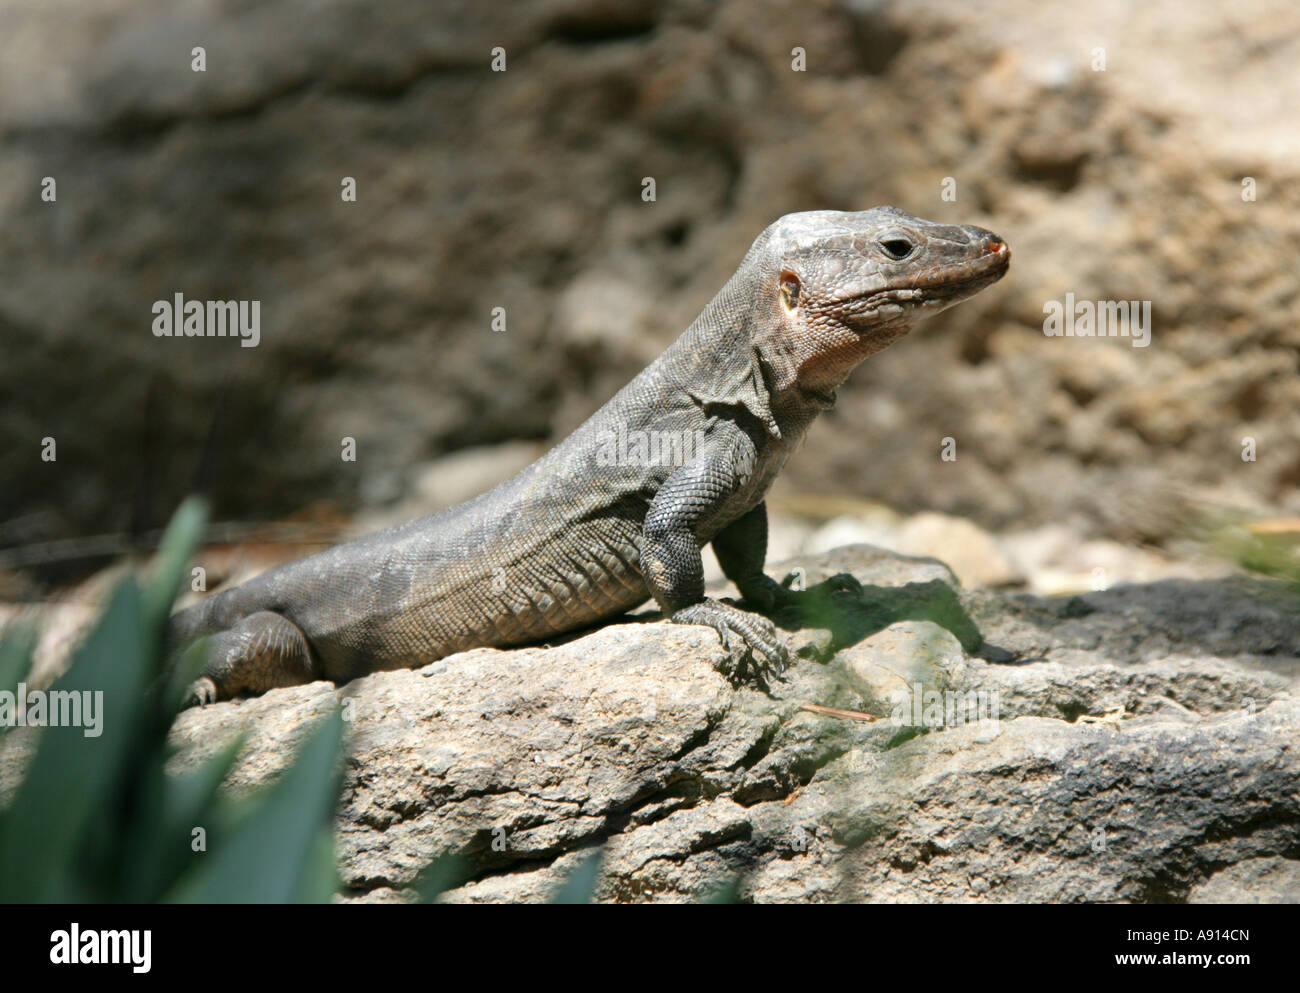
[856,239,1010,315]
[909,240,1011,302]
[830,238,1011,323]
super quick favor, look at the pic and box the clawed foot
[672,598,790,685]
[183,676,218,709]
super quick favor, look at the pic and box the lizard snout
[965,225,1011,263]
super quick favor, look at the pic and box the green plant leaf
[0,580,152,902]
[703,872,745,904]
[551,849,604,904]
[0,622,36,739]
[118,731,248,903]
[164,710,344,903]
[0,499,346,905]
[142,496,207,636]
[411,853,472,903]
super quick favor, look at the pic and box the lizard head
[750,207,1010,399]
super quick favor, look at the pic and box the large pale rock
[840,620,965,715]
[895,512,1023,588]
[157,545,1300,903]
[1187,857,1300,904]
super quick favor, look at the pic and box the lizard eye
[880,237,914,260]
[780,273,800,310]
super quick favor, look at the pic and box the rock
[770,542,957,589]
[840,620,965,715]
[166,623,751,895]
[804,515,898,558]
[772,699,1300,903]
[894,512,1023,588]
[152,544,1300,903]
[998,523,1236,596]
[1187,857,1300,904]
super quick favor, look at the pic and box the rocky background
[2,0,1298,576]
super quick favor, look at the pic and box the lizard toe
[824,572,864,595]
[183,677,218,709]
[672,598,790,686]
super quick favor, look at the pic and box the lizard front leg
[713,500,863,617]
[641,457,788,683]
[710,500,793,611]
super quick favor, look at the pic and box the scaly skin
[170,208,1010,704]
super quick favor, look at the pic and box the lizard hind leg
[184,610,319,707]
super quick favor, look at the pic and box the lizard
[169,207,1010,705]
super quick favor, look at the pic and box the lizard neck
[661,244,785,439]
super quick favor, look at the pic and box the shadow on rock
[760,573,1018,665]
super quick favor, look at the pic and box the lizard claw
[183,677,218,709]
[672,598,790,685]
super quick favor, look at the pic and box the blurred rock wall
[2,0,1297,551]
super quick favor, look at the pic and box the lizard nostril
[880,238,913,260]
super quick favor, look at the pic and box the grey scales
[168,208,1011,705]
